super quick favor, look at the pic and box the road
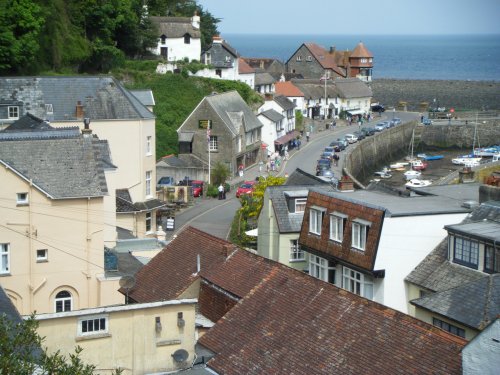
[169,111,418,241]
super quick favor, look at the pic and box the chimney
[338,175,354,192]
[213,35,223,44]
[75,101,84,119]
[192,11,200,29]
[82,117,92,137]
[329,46,336,54]
[221,244,233,258]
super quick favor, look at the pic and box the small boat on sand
[411,159,428,171]
[390,162,409,170]
[417,153,444,161]
[404,170,422,180]
[406,179,432,188]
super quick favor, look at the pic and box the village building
[258,95,296,154]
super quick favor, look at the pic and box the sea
[223,34,500,81]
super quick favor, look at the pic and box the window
[160,47,168,57]
[36,249,48,262]
[55,290,72,312]
[79,315,108,336]
[330,214,345,242]
[306,56,312,61]
[146,212,152,232]
[361,58,367,63]
[296,55,302,61]
[343,267,373,299]
[160,35,166,44]
[352,221,369,251]
[484,245,500,273]
[16,192,28,205]
[209,136,218,151]
[205,53,211,65]
[146,136,152,155]
[45,104,53,114]
[145,171,152,196]
[309,255,335,283]
[184,34,191,44]
[8,106,19,119]
[295,198,307,213]
[309,208,324,235]
[1,244,9,274]
[290,240,305,261]
[433,318,465,338]
[215,69,222,77]
[453,236,479,269]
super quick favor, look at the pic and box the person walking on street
[218,183,224,200]
[333,153,339,166]
[306,131,310,142]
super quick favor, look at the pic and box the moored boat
[452,157,482,165]
[403,170,422,180]
[417,153,444,161]
[405,179,432,188]
[411,159,428,170]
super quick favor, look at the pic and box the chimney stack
[329,46,336,54]
[75,101,84,119]
[221,244,233,258]
[213,35,223,44]
[82,117,92,137]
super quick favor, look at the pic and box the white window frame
[146,136,152,156]
[45,103,53,114]
[36,249,48,262]
[55,290,72,312]
[1,243,10,274]
[8,106,19,119]
[289,239,305,262]
[296,55,302,61]
[309,255,335,284]
[342,267,373,299]
[16,192,28,205]
[329,212,346,242]
[209,136,218,151]
[78,314,109,337]
[145,171,152,197]
[309,207,324,235]
[294,198,307,213]
[352,220,370,251]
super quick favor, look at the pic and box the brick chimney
[338,175,354,192]
[221,244,234,258]
[213,35,223,44]
[75,101,84,119]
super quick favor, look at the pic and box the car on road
[322,147,336,159]
[371,104,385,113]
[316,159,331,174]
[344,134,358,143]
[422,117,432,125]
[361,127,376,136]
[374,123,387,132]
[353,131,365,140]
[391,117,402,126]
[236,181,257,198]
[330,140,346,151]
[336,137,349,148]
[191,180,204,197]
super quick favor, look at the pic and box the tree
[211,161,231,186]
[0,314,122,374]
[0,0,44,74]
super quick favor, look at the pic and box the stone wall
[420,120,500,148]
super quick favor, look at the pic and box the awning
[245,228,258,236]
[274,131,297,145]
[347,109,364,115]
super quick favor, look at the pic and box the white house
[274,81,305,117]
[150,14,201,62]
[196,36,239,81]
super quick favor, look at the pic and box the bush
[206,184,218,198]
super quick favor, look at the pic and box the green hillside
[114,61,263,158]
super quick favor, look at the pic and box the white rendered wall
[152,38,201,62]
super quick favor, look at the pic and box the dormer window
[451,236,479,269]
[295,198,307,213]
[352,218,371,251]
[309,206,325,235]
[8,106,19,119]
[184,34,191,44]
[330,212,347,242]
[484,245,500,273]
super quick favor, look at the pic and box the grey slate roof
[0,135,110,199]
[274,95,295,111]
[201,41,238,68]
[116,189,165,213]
[411,274,500,330]
[285,168,333,186]
[0,114,81,140]
[291,79,339,100]
[254,72,275,85]
[150,16,201,38]
[205,91,263,135]
[0,76,155,122]
[258,109,284,122]
[130,89,155,107]
[334,77,372,98]
[3,112,52,131]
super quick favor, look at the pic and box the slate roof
[0,135,110,199]
[267,186,309,233]
[291,78,339,100]
[0,114,81,140]
[3,112,52,131]
[0,76,155,121]
[285,168,333,186]
[411,274,500,330]
[124,227,231,302]
[201,39,238,68]
[334,77,373,98]
[116,189,165,213]
[150,16,201,38]
[254,72,275,85]
[205,91,263,135]
[257,109,283,122]
[274,81,304,97]
[198,258,465,374]
[273,95,295,111]
[130,89,155,107]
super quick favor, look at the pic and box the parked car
[323,147,336,159]
[316,159,331,174]
[371,104,385,113]
[236,181,256,198]
[384,120,394,128]
[344,134,358,143]
[191,180,204,197]
[391,117,402,126]
[336,137,349,148]
[374,123,387,132]
[330,140,345,151]
[353,131,365,140]
[361,127,376,136]
[157,176,175,189]
[422,117,432,125]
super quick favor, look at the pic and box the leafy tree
[0,314,122,374]
[0,0,44,74]
[211,161,231,186]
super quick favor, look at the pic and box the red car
[191,180,204,197]
[236,181,256,198]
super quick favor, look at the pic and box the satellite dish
[172,349,189,363]
[119,275,135,303]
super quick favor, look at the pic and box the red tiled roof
[199,265,465,374]
[238,58,255,74]
[305,43,345,76]
[125,227,230,302]
[274,81,304,97]
[350,41,373,58]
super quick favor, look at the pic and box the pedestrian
[306,131,310,142]
[333,153,339,166]
[297,139,301,150]
[218,183,224,200]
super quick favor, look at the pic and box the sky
[197,0,500,35]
